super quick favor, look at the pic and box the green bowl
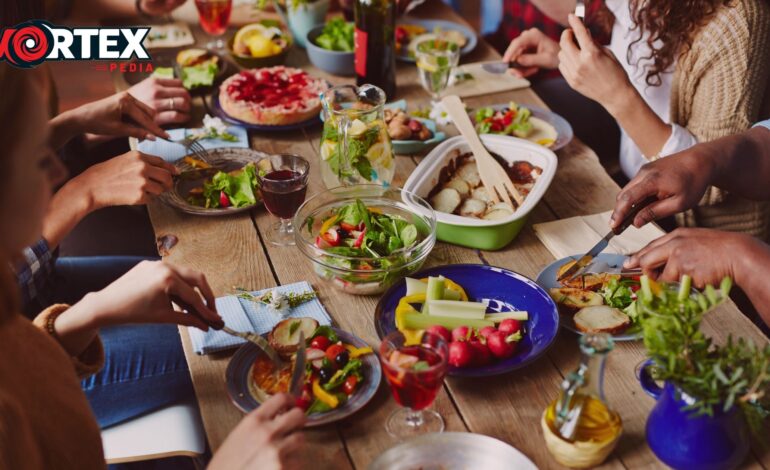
[436,216,529,251]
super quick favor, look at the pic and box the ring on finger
[167,97,175,111]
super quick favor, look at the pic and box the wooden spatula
[441,95,524,208]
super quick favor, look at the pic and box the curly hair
[593,0,732,86]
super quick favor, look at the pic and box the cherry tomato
[310,336,331,351]
[219,191,231,207]
[342,375,358,395]
[325,344,347,363]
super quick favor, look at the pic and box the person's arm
[11,240,58,313]
[529,0,576,26]
[708,126,770,200]
[66,0,185,21]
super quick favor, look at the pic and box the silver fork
[574,0,586,18]
[163,135,212,164]
[221,325,287,369]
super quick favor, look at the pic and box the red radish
[469,340,491,366]
[498,319,522,337]
[305,347,326,361]
[486,331,521,359]
[448,341,474,368]
[451,325,474,342]
[315,236,332,249]
[478,326,497,340]
[426,325,451,343]
[321,228,341,246]
[219,191,231,207]
[353,229,366,248]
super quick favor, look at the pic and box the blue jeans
[52,257,194,429]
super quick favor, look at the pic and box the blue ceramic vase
[638,359,750,470]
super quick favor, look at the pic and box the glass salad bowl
[293,185,436,295]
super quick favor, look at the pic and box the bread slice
[556,261,618,291]
[549,287,603,315]
[574,306,631,334]
[268,317,319,359]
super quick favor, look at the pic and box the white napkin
[532,211,665,260]
[188,281,332,355]
[136,126,249,163]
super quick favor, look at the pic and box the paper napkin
[532,211,666,260]
[136,126,249,163]
[188,281,333,355]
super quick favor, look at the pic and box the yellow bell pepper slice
[344,345,373,358]
[320,216,338,235]
[312,379,339,409]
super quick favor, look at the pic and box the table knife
[289,332,307,398]
[481,61,527,75]
[556,196,658,282]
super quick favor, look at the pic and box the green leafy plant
[636,275,770,434]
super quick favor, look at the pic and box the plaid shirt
[13,238,56,313]
[499,0,608,43]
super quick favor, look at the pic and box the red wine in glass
[383,346,445,410]
[260,170,308,219]
[195,0,232,48]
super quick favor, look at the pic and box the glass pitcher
[320,84,395,188]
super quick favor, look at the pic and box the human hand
[624,228,763,289]
[73,150,179,211]
[128,77,192,126]
[610,147,716,229]
[139,0,186,16]
[557,14,633,112]
[67,91,169,140]
[502,28,561,78]
[210,393,306,470]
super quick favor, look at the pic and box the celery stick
[442,289,462,301]
[485,311,529,322]
[405,277,426,296]
[423,276,445,316]
[401,311,494,330]
[427,299,487,319]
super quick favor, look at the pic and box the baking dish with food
[403,134,557,250]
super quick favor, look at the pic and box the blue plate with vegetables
[226,325,381,427]
[374,264,559,377]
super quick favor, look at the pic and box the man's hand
[139,0,186,16]
[502,28,561,78]
[129,77,192,126]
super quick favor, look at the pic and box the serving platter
[396,18,478,63]
[374,264,559,377]
[368,432,537,470]
[225,328,381,427]
[160,147,269,217]
[471,103,573,151]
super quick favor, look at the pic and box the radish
[478,326,497,340]
[448,341,473,368]
[315,236,331,249]
[498,319,522,337]
[451,325,474,342]
[469,340,491,366]
[486,331,521,359]
[353,228,366,248]
[322,228,341,246]
[219,191,231,207]
[425,325,451,343]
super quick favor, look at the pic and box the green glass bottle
[354,0,396,99]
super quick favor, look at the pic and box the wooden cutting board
[446,61,531,99]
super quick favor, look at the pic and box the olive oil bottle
[354,0,396,98]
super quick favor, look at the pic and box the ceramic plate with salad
[536,253,644,341]
[226,320,381,426]
[395,19,477,62]
[471,102,573,151]
[160,148,271,216]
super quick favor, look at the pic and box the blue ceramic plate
[374,264,559,377]
[396,19,478,63]
[471,104,574,151]
[535,253,643,341]
[209,90,322,132]
[225,328,381,427]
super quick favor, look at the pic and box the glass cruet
[319,84,395,189]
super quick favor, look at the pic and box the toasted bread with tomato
[549,287,604,315]
[573,305,631,334]
[557,261,619,291]
[268,317,319,359]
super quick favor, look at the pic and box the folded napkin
[188,281,332,355]
[532,211,666,260]
[136,126,249,163]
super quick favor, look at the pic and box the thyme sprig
[234,287,317,308]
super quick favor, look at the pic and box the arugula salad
[187,162,266,209]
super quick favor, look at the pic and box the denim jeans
[50,257,194,429]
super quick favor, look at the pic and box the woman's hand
[557,14,633,113]
[502,28,561,78]
[210,393,306,470]
[129,77,192,126]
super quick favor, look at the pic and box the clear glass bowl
[293,185,436,295]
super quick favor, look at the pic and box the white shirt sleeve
[658,123,699,158]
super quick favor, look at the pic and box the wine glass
[380,331,449,438]
[414,37,460,103]
[258,154,310,247]
[194,0,233,50]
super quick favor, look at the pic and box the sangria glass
[257,154,310,246]
[380,331,449,438]
[194,0,233,50]
[414,37,460,102]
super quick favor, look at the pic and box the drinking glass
[258,154,310,246]
[414,38,460,103]
[194,0,233,50]
[380,331,449,438]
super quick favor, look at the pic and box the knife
[556,195,658,282]
[289,331,307,398]
[481,60,527,75]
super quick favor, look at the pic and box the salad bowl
[293,185,436,295]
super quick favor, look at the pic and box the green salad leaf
[199,163,259,208]
[315,17,354,52]
[181,63,218,89]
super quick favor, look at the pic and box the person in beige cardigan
[503,0,770,239]
[0,66,305,469]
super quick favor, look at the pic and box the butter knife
[556,196,657,282]
[481,60,527,75]
[289,331,306,398]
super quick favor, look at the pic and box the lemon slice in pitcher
[367,141,394,170]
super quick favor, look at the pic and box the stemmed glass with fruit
[380,331,449,438]
[257,154,310,246]
[194,0,233,50]
[414,38,460,103]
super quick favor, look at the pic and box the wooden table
[115,2,770,468]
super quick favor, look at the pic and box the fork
[581,259,642,277]
[574,0,586,18]
[441,95,524,208]
[163,135,212,164]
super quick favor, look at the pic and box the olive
[335,350,350,368]
[319,367,334,383]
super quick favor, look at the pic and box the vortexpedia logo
[0,20,150,68]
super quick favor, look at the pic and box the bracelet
[135,0,155,19]
[45,308,66,340]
